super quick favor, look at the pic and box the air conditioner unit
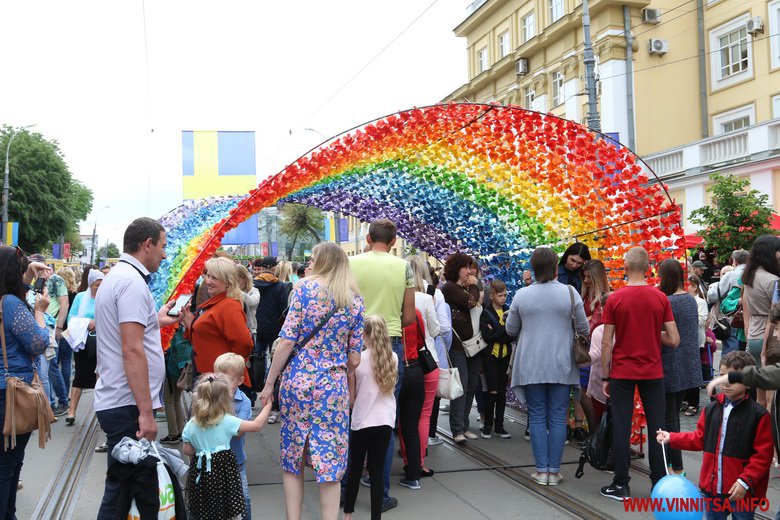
[746,16,764,35]
[648,38,669,55]
[515,57,529,76]
[642,8,661,24]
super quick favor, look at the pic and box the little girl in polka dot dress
[182,373,272,520]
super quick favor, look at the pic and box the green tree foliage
[95,242,119,263]
[278,204,323,260]
[689,173,773,262]
[1,126,93,252]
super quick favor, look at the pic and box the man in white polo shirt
[94,217,179,520]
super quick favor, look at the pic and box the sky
[0,0,467,249]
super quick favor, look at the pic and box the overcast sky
[0,1,466,248]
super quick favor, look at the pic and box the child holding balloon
[657,351,772,518]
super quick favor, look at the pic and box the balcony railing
[642,117,780,179]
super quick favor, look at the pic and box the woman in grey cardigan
[506,247,589,486]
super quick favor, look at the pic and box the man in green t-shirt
[349,219,416,510]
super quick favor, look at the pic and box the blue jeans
[35,354,51,407]
[0,389,31,520]
[721,330,739,356]
[58,337,72,396]
[238,463,251,520]
[48,342,69,408]
[524,384,571,473]
[382,336,405,501]
[95,405,144,520]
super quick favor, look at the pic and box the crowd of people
[1,215,779,520]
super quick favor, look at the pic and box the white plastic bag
[437,367,464,400]
[127,443,176,520]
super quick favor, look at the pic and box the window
[524,87,535,109]
[551,72,564,107]
[773,95,780,119]
[550,0,563,24]
[477,47,489,73]
[522,12,536,43]
[709,15,753,91]
[499,31,511,59]
[718,27,749,79]
[712,104,755,135]
[721,116,750,133]
[770,0,780,70]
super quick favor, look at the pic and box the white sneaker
[267,412,279,424]
[463,431,478,440]
[428,436,443,446]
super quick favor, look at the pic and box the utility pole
[581,0,601,133]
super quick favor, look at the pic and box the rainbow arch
[152,103,684,309]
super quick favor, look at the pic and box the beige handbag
[1,296,56,449]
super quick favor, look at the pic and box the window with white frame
[712,104,755,135]
[499,31,511,59]
[550,0,563,24]
[522,12,536,42]
[772,95,780,119]
[709,15,753,91]
[551,71,564,107]
[477,47,489,73]
[770,0,780,70]
[524,87,535,109]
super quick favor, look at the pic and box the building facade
[444,0,780,232]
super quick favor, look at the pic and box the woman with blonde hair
[260,242,364,520]
[182,257,254,380]
[275,260,293,283]
[343,315,398,520]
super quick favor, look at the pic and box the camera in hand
[33,278,46,294]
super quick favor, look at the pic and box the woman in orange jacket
[183,257,254,381]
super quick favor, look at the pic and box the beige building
[444,0,780,231]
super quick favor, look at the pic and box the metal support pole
[582,0,601,133]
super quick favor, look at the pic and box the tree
[278,204,323,260]
[689,173,773,262]
[1,126,93,252]
[95,242,119,263]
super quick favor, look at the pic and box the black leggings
[343,426,392,520]
[398,363,424,480]
[664,391,684,471]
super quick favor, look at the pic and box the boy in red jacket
[657,351,772,518]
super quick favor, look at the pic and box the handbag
[766,335,780,365]
[721,283,745,330]
[415,316,437,374]
[712,317,732,341]
[175,362,193,391]
[568,286,591,365]
[436,346,464,400]
[1,296,56,449]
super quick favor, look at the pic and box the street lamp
[2,124,36,244]
[89,206,111,264]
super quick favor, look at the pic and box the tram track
[502,408,775,520]
[436,426,619,519]
[32,407,102,519]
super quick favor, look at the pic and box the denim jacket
[1,295,50,390]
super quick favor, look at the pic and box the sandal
[684,406,699,416]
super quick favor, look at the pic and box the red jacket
[669,393,772,498]
[186,292,254,382]
[401,309,425,363]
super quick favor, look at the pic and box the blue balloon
[650,475,704,520]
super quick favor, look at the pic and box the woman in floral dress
[260,242,364,520]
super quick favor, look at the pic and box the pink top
[587,325,609,405]
[351,350,398,431]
